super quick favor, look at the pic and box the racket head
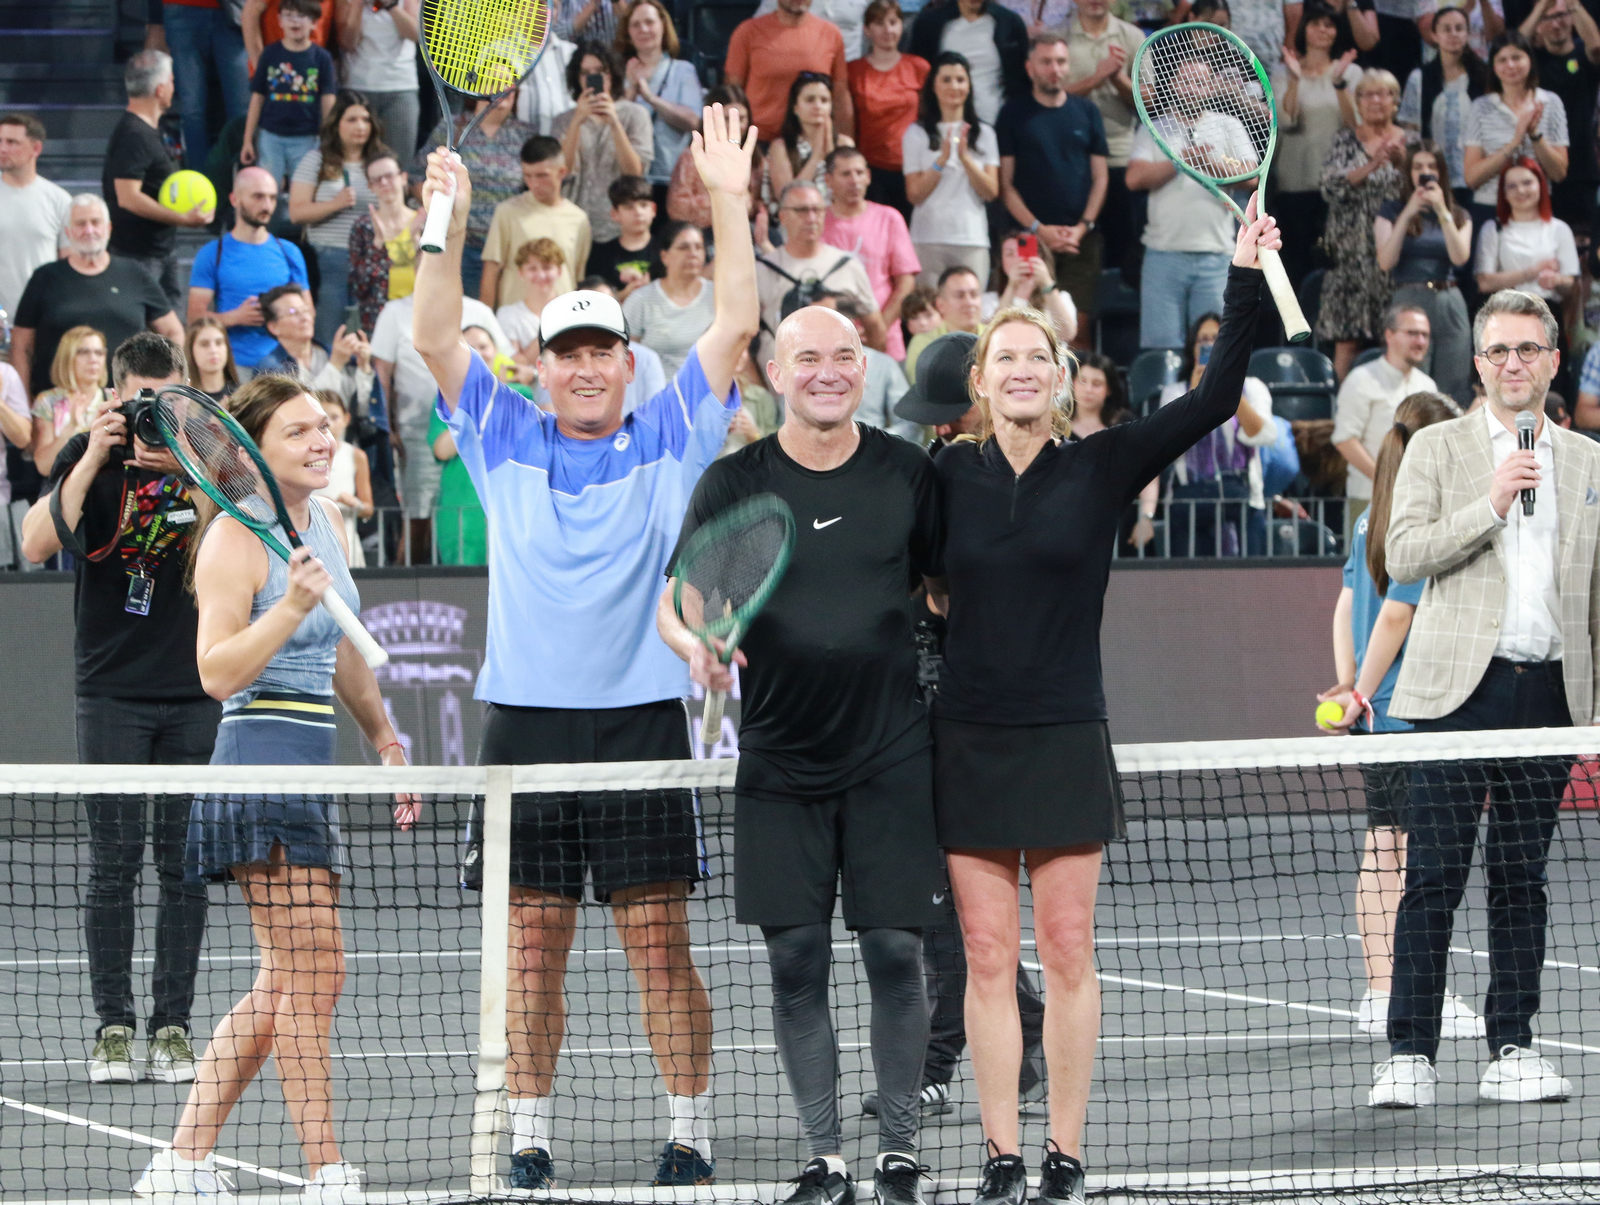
[419,0,552,99]
[150,384,294,549]
[671,494,797,649]
[1132,23,1277,198]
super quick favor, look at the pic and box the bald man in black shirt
[659,304,942,1205]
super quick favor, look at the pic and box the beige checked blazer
[1386,410,1600,723]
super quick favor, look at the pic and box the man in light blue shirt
[184,167,308,371]
[412,103,759,1191]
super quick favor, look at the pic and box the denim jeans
[163,2,248,170]
[1139,249,1231,352]
[256,130,318,190]
[76,694,220,1035]
[460,239,485,301]
[1389,660,1572,1062]
[311,243,352,347]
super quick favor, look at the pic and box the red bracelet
[1350,689,1376,728]
[378,741,404,757]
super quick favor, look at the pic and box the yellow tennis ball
[1316,699,1346,730]
[158,170,216,214]
[492,352,518,382]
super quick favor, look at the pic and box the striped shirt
[1464,90,1569,205]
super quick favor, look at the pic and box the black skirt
[932,716,1127,850]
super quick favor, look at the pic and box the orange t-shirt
[847,54,929,171]
[725,13,848,138]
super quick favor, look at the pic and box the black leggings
[763,923,928,1157]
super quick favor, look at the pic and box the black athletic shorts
[460,700,706,902]
[1355,730,1408,830]
[734,748,941,930]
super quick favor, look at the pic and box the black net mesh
[3,734,1600,1203]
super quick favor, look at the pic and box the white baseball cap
[539,290,629,349]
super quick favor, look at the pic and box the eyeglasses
[274,306,309,320]
[368,169,403,184]
[1479,342,1554,364]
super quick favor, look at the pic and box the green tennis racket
[418,0,553,253]
[1131,23,1309,342]
[150,384,388,669]
[672,494,797,746]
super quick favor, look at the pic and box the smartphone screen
[343,304,363,336]
[1016,234,1039,260]
[585,72,605,94]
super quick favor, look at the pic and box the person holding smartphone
[984,230,1078,345]
[551,42,653,243]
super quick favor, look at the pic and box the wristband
[1028,219,1041,234]
[1350,688,1376,728]
[1332,78,1348,90]
[932,161,945,172]
[378,741,404,758]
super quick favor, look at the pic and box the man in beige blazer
[1371,289,1600,1110]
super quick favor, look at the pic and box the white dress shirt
[1486,405,1562,662]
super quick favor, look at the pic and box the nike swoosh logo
[813,517,842,530]
[932,892,946,906]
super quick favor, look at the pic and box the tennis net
[3,730,1600,1203]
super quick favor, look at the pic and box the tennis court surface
[4,734,1600,1204]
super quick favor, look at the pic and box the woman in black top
[930,199,1279,1205]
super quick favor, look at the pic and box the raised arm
[411,148,474,411]
[690,103,762,399]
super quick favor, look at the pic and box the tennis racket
[418,0,553,253]
[1130,23,1309,342]
[150,384,389,669]
[671,494,796,745]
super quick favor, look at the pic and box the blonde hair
[514,237,568,269]
[965,307,1075,442]
[50,325,107,394]
[1355,68,1402,99]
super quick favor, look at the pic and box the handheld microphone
[1516,409,1537,517]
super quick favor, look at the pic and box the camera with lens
[118,388,164,450]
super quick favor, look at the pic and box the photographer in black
[20,332,218,1086]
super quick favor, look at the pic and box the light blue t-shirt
[1342,512,1425,732]
[187,233,309,369]
[444,346,737,707]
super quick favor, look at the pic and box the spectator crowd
[8,0,1600,566]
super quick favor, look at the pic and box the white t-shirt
[497,299,540,350]
[1132,116,1250,254]
[0,361,28,507]
[903,122,999,248]
[942,15,1004,124]
[0,174,70,316]
[1476,218,1580,303]
[371,294,510,428]
[341,5,420,93]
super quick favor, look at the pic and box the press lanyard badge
[126,571,154,616]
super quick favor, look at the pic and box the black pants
[922,888,1045,1085]
[1389,660,1572,1061]
[77,694,219,1035]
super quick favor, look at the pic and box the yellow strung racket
[418,0,552,253]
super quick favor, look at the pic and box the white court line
[0,1094,304,1187]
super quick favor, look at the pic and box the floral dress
[1317,126,1411,343]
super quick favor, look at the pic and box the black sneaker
[861,1081,952,1117]
[653,1141,716,1186]
[972,1145,1027,1205]
[1037,1143,1085,1205]
[874,1154,927,1205]
[780,1158,856,1205]
[509,1146,556,1190]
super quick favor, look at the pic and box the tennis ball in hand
[492,352,519,383]
[1316,700,1346,730]
[158,169,217,214]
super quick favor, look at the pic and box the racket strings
[154,392,276,528]
[420,0,549,95]
[679,513,792,639]
[1135,31,1273,183]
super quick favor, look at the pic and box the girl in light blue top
[1319,390,1482,1043]
[137,374,418,1205]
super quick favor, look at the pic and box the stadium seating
[1125,347,1182,416]
[1248,346,1336,422]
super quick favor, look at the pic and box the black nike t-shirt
[50,434,208,699]
[672,425,943,799]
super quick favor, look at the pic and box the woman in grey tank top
[136,375,419,1205]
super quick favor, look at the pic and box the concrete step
[0,1,112,30]
[0,27,117,64]
[25,104,124,142]
[0,65,126,107]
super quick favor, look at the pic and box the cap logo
[571,298,591,310]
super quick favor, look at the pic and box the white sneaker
[133,1149,236,1201]
[1368,1055,1436,1108]
[1479,1045,1572,1103]
[89,1025,139,1083]
[1357,989,1389,1037]
[302,1161,366,1205]
[1441,992,1486,1040]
